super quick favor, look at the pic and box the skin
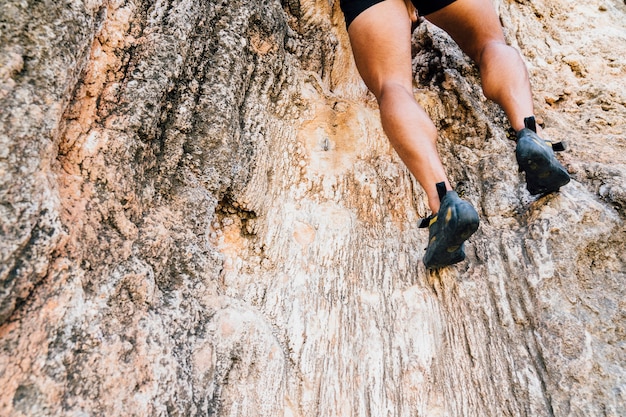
[347,0,536,212]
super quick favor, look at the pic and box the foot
[420,182,480,269]
[515,116,570,195]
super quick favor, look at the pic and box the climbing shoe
[515,116,570,195]
[419,182,480,269]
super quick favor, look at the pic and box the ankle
[427,181,451,213]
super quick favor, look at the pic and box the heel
[455,202,479,242]
[516,130,570,195]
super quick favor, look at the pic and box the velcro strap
[418,215,433,229]
[524,116,537,133]
[435,182,447,201]
[550,141,566,152]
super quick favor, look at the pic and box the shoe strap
[521,116,566,151]
[508,117,538,142]
[549,141,566,152]
[436,182,447,201]
[419,182,447,229]
[524,116,537,132]
[418,215,433,229]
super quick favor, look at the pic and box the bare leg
[425,0,569,194]
[425,0,534,131]
[348,0,449,212]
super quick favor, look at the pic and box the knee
[375,81,412,104]
[377,83,438,140]
[475,40,519,66]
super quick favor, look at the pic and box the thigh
[424,0,506,63]
[347,0,414,98]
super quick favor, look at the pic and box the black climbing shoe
[515,116,570,195]
[419,182,480,269]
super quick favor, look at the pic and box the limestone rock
[1,0,625,416]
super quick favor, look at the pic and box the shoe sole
[517,136,570,195]
[424,199,479,269]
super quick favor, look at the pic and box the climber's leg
[344,0,479,268]
[346,0,450,213]
[423,0,533,131]
[424,0,570,193]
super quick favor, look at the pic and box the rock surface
[1,0,625,415]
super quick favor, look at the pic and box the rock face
[1,0,625,415]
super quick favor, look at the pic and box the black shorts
[340,0,457,28]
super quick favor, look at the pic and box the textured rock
[0,0,625,416]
